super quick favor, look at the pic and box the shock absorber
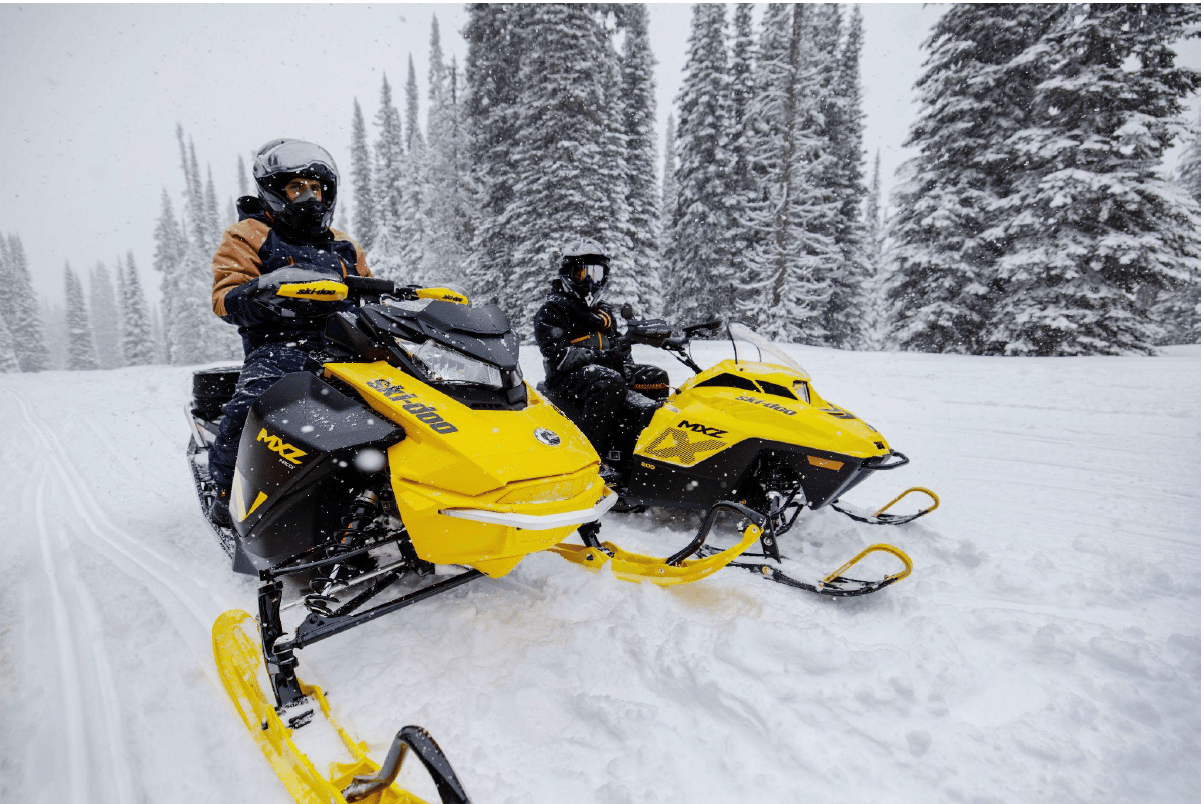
[305,490,382,613]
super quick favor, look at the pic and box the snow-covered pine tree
[89,262,123,368]
[861,152,890,351]
[464,3,524,305]
[503,3,624,337]
[3,234,49,371]
[667,4,739,323]
[423,18,475,288]
[738,3,839,343]
[121,252,156,366]
[986,3,1201,355]
[0,307,19,373]
[1155,127,1202,343]
[593,8,635,312]
[726,3,760,322]
[40,299,66,370]
[399,55,428,283]
[885,5,1052,354]
[153,189,184,363]
[821,5,873,350]
[660,114,677,263]
[64,264,99,371]
[349,99,377,252]
[204,167,221,252]
[369,76,408,284]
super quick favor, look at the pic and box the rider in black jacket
[533,239,669,472]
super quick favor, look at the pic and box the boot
[208,487,233,529]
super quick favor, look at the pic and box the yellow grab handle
[822,543,913,585]
[415,286,470,305]
[276,280,349,301]
[873,487,940,518]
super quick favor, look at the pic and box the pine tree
[370,75,408,283]
[726,3,760,322]
[1156,127,1202,343]
[660,114,677,260]
[89,262,123,368]
[204,166,220,251]
[349,98,377,251]
[503,4,624,335]
[3,234,49,370]
[464,3,524,304]
[861,153,890,350]
[738,4,840,343]
[121,252,156,366]
[617,4,664,315]
[64,264,99,371]
[667,4,739,323]
[885,5,1053,353]
[821,5,873,349]
[0,306,19,373]
[400,55,428,282]
[986,4,1200,355]
[423,20,474,288]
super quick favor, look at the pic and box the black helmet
[252,138,339,237]
[558,238,610,306]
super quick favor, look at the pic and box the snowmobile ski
[550,500,766,584]
[732,542,913,597]
[831,487,940,526]
[213,609,471,804]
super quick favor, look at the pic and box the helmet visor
[575,264,605,283]
[258,140,339,181]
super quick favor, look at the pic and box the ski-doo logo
[735,395,797,416]
[678,420,727,438]
[367,379,460,434]
[257,428,308,465]
[293,286,338,296]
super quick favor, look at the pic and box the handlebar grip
[344,275,396,296]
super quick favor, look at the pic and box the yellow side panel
[325,362,598,496]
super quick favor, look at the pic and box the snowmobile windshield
[727,323,811,380]
[404,339,504,389]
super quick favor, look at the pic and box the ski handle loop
[343,724,472,804]
[874,487,940,519]
[667,500,766,566]
[822,543,913,586]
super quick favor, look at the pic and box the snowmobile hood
[325,361,599,495]
[364,300,520,371]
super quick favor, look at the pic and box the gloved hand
[254,267,348,318]
[557,345,602,373]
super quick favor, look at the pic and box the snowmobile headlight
[405,339,503,389]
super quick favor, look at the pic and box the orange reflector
[806,455,844,471]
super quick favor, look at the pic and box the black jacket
[534,283,633,385]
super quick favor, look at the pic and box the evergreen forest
[2,3,1198,372]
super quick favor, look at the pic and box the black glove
[557,345,601,373]
[254,267,348,318]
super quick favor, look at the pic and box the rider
[206,138,372,527]
[533,238,669,475]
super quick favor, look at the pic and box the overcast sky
[0,3,1196,308]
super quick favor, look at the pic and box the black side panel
[628,437,867,512]
[232,372,402,565]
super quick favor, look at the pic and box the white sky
[0,3,1196,307]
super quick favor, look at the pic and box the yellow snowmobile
[540,312,939,599]
[186,273,766,804]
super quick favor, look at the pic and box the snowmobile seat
[192,365,241,421]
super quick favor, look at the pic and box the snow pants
[207,345,322,492]
[549,363,668,467]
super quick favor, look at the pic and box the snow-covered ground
[1,341,1198,804]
